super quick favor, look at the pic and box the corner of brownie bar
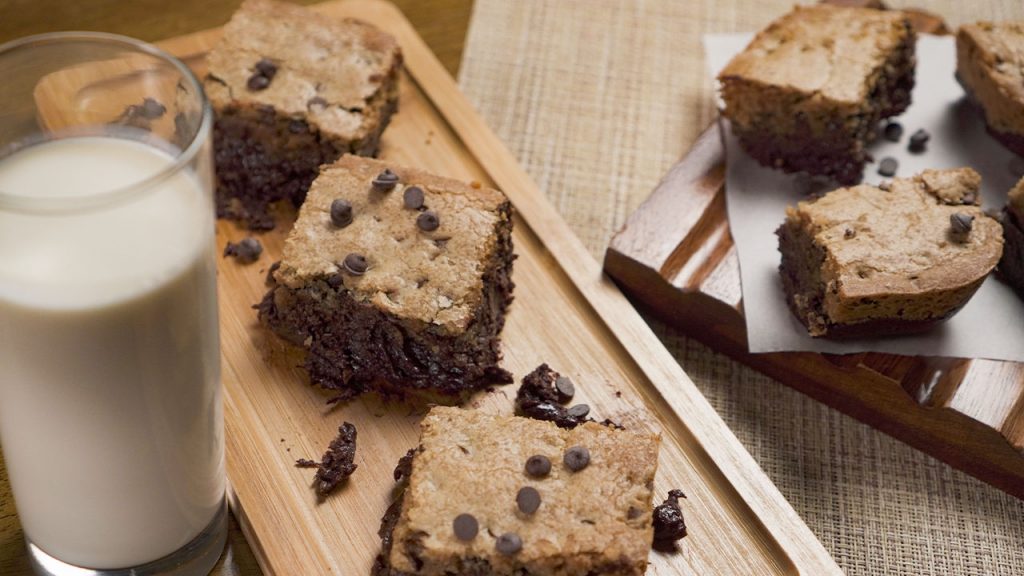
[259,156,515,403]
[203,0,402,229]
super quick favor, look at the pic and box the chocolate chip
[330,199,353,228]
[627,506,643,520]
[883,121,903,142]
[453,513,478,541]
[563,445,590,472]
[223,237,262,263]
[554,376,575,403]
[877,157,898,177]
[652,489,688,549]
[516,486,541,514]
[844,228,856,239]
[525,455,551,478]
[254,58,277,79]
[247,74,270,91]
[417,211,440,232]
[403,186,425,210]
[950,212,974,234]
[372,169,400,192]
[908,129,930,153]
[342,253,368,275]
[566,404,590,419]
[495,532,522,555]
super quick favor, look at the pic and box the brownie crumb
[224,237,263,263]
[295,422,358,497]
[652,489,688,551]
[514,364,590,429]
[394,448,417,482]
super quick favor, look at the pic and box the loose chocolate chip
[908,129,930,153]
[453,513,478,541]
[343,253,368,275]
[878,157,898,177]
[525,455,551,478]
[554,376,575,403]
[495,533,522,555]
[563,445,590,472]
[330,199,353,228]
[883,121,903,142]
[652,489,688,550]
[372,168,400,192]
[950,212,974,234]
[417,211,440,232]
[254,58,278,79]
[403,186,425,210]
[223,237,262,264]
[567,404,590,419]
[844,228,856,239]
[516,486,541,514]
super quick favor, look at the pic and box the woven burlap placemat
[457,1,1024,574]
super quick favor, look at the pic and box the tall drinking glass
[0,33,225,575]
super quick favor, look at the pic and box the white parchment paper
[703,33,1024,361]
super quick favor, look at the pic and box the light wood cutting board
[16,1,843,574]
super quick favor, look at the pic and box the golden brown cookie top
[956,21,1024,135]
[389,407,660,576]
[719,5,912,106]
[204,0,400,141]
[275,156,510,335]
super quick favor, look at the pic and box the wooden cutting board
[10,1,843,574]
[605,121,1024,501]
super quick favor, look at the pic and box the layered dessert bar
[956,21,1024,157]
[259,156,515,403]
[204,0,402,229]
[1002,177,1024,297]
[777,168,1003,337]
[374,407,661,576]
[718,4,916,184]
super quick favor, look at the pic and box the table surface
[0,1,471,574]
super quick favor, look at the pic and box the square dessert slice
[204,0,402,229]
[1001,177,1024,298]
[718,4,915,185]
[777,168,1003,337]
[956,21,1024,157]
[259,156,514,403]
[376,407,660,576]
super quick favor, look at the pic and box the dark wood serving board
[604,121,1024,500]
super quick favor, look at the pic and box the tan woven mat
[457,1,1024,574]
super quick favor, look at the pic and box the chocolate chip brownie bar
[1001,177,1024,298]
[777,168,1003,337]
[956,21,1024,157]
[374,407,661,576]
[259,156,514,403]
[719,4,915,184]
[204,0,401,229]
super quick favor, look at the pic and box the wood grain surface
[604,119,1024,500]
[2,1,842,574]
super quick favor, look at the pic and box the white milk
[0,137,223,569]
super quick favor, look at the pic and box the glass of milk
[0,33,225,575]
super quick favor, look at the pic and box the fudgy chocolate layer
[212,96,397,230]
[258,202,514,402]
[1002,207,1024,298]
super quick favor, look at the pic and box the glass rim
[0,31,211,214]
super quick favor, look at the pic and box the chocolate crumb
[516,486,541,514]
[563,445,590,472]
[883,121,903,142]
[495,533,522,555]
[343,253,368,275]
[417,211,440,232]
[525,455,552,478]
[599,418,626,430]
[331,198,354,228]
[877,157,898,177]
[950,212,974,234]
[403,186,425,210]
[372,169,400,192]
[224,237,262,263]
[453,513,479,541]
[515,364,591,429]
[908,129,930,153]
[295,422,358,497]
[652,489,687,551]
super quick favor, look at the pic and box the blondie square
[204,0,402,229]
[719,4,915,184]
[376,407,660,576]
[956,21,1024,157]
[259,156,514,403]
